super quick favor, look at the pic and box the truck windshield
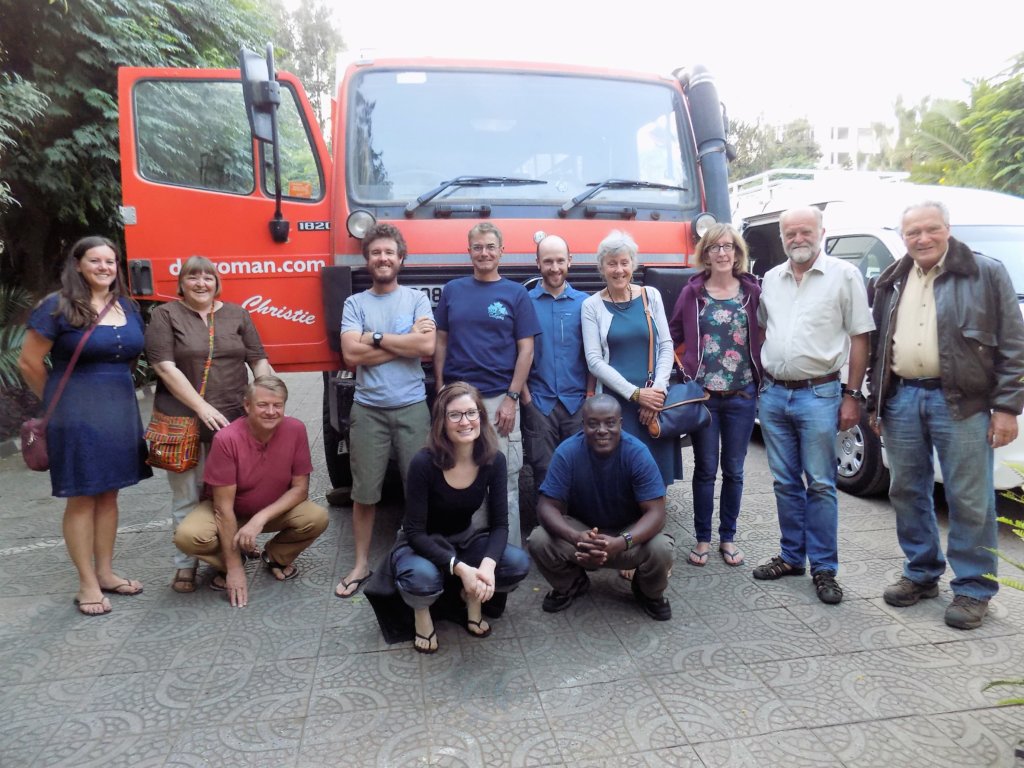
[348,69,693,208]
[952,225,1024,296]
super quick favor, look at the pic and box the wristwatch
[372,331,384,349]
[505,390,520,401]
[842,386,866,402]
[621,531,634,550]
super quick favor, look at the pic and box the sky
[335,0,1022,127]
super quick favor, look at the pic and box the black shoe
[752,555,805,580]
[326,487,351,507]
[944,595,989,630]
[883,576,939,607]
[542,572,590,613]
[631,577,672,621]
[812,570,843,605]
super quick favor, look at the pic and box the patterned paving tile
[297,706,431,767]
[934,707,1024,767]
[31,724,178,768]
[675,571,785,615]
[429,699,561,767]
[420,638,537,714]
[703,606,835,663]
[651,665,780,743]
[167,717,303,768]
[520,629,636,692]
[613,613,744,674]
[0,714,64,768]
[310,648,425,716]
[191,659,317,725]
[814,715,977,767]
[693,729,845,767]
[541,678,688,759]
[72,665,210,733]
[787,594,932,653]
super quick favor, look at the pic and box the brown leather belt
[765,371,841,390]
[893,375,942,391]
[706,389,753,399]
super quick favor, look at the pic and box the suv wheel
[835,410,889,496]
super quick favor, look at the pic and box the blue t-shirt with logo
[435,277,541,397]
[538,431,665,530]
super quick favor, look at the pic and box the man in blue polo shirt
[527,395,674,620]
[522,234,593,492]
[434,222,541,545]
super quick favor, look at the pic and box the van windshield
[347,69,695,209]
[952,225,1024,296]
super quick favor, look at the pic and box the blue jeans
[690,383,757,543]
[393,535,531,610]
[881,383,998,600]
[759,379,841,573]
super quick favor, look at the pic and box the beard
[786,244,817,264]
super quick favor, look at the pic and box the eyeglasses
[470,244,501,254]
[446,409,481,423]
[707,243,735,254]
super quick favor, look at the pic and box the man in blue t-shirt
[434,222,541,546]
[522,234,593,492]
[528,395,674,620]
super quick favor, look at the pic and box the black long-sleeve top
[402,448,508,574]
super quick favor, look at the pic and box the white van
[732,170,1024,496]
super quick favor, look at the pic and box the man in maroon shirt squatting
[174,375,328,607]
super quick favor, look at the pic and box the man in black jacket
[867,201,1024,630]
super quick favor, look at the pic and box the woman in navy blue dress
[19,237,152,616]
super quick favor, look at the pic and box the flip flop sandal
[262,551,299,581]
[688,548,710,567]
[100,579,143,596]
[73,597,111,616]
[414,630,438,654]
[465,619,492,638]
[335,571,373,598]
[719,546,745,567]
[209,573,228,592]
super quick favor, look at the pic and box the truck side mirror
[239,46,279,144]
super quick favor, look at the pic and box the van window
[259,85,324,201]
[135,80,254,195]
[951,225,1024,294]
[825,235,893,280]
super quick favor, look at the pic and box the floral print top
[696,287,754,391]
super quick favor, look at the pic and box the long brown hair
[55,236,136,327]
[694,223,750,277]
[428,381,498,470]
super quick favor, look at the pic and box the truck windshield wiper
[405,175,547,215]
[559,178,688,215]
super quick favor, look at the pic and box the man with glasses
[334,223,435,598]
[434,223,541,545]
[868,201,1024,629]
[755,206,874,605]
[528,395,673,620]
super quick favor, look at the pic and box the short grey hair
[596,230,639,269]
[779,206,823,236]
[901,200,950,230]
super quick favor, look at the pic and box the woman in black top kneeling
[394,381,530,653]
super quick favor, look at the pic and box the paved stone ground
[1,372,1022,767]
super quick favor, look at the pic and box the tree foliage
[900,54,1024,195]
[270,0,345,134]
[728,117,822,181]
[0,0,275,294]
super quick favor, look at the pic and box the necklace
[607,287,633,311]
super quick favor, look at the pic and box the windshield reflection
[349,69,694,208]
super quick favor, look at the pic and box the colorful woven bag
[144,412,200,472]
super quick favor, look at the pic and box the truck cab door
[118,66,335,370]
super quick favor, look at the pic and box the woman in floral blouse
[669,224,762,567]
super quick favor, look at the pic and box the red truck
[118,45,732,494]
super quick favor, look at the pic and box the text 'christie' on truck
[117,43,732,495]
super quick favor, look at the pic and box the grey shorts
[349,400,430,505]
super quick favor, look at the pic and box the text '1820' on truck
[117,44,732,490]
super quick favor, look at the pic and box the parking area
[1,372,1022,767]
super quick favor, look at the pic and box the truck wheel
[323,373,352,506]
[835,410,889,496]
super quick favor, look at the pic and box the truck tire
[323,373,353,506]
[835,410,889,496]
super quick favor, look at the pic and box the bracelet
[630,388,640,403]
[449,557,459,575]
[621,531,634,550]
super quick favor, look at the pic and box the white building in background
[814,120,896,170]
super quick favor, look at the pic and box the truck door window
[260,85,324,201]
[134,80,254,195]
